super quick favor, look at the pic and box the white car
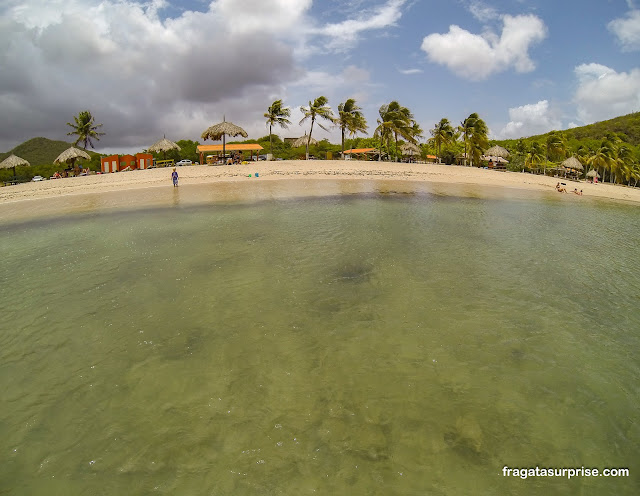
[176,159,192,166]
[31,175,45,182]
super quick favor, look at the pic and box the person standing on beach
[171,168,179,187]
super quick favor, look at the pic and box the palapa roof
[197,144,263,153]
[54,147,90,164]
[0,154,30,169]
[148,137,181,153]
[586,169,600,178]
[485,145,510,158]
[400,142,420,155]
[292,133,318,148]
[561,156,584,171]
[201,120,248,141]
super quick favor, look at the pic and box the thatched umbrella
[561,156,584,171]
[201,117,248,160]
[54,147,91,174]
[148,137,181,160]
[586,169,600,178]
[0,154,30,177]
[292,132,318,149]
[400,142,420,155]
[485,145,510,158]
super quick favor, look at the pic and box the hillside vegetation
[493,112,640,149]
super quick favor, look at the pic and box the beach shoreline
[1,161,638,223]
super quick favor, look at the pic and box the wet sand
[0,161,637,223]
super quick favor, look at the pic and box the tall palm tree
[375,101,415,162]
[467,114,488,167]
[337,98,368,157]
[614,144,633,184]
[299,96,335,159]
[264,99,292,158]
[525,142,545,171]
[545,131,566,175]
[430,118,454,164]
[458,115,475,166]
[588,140,615,183]
[67,110,105,149]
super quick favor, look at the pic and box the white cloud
[574,63,640,123]
[468,1,499,22]
[498,100,562,139]
[317,0,407,51]
[0,0,400,151]
[0,0,306,151]
[420,14,547,80]
[399,68,423,75]
[608,10,640,51]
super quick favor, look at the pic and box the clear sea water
[0,191,638,495]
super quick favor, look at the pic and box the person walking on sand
[171,168,179,187]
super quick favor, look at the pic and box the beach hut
[342,148,381,161]
[201,118,248,161]
[0,154,30,178]
[561,156,584,172]
[400,142,420,163]
[54,147,91,174]
[485,145,510,158]
[586,169,600,183]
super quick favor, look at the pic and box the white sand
[1,161,638,222]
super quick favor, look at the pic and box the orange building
[101,153,153,173]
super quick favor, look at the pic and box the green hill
[494,112,640,148]
[0,137,101,166]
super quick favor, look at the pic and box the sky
[1,0,640,154]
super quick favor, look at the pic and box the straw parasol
[485,145,510,158]
[54,147,91,172]
[561,156,584,171]
[292,132,318,149]
[0,154,30,177]
[148,137,181,160]
[201,117,248,160]
[586,169,600,178]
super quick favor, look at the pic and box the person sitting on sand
[574,189,583,196]
[555,182,567,193]
[52,171,61,179]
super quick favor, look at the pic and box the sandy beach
[1,161,638,222]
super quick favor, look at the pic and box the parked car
[31,175,45,182]
[176,159,192,166]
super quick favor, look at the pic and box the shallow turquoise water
[0,193,639,495]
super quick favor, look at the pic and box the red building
[101,153,153,173]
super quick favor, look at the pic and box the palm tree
[525,142,545,172]
[67,110,105,149]
[264,100,292,159]
[375,101,416,162]
[588,140,615,182]
[467,114,488,167]
[337,99,368,157]
[614,144,633,184]
[430,118,454,164]
[458,115,475,166]
[299,96,335,159]
[545,131,566,174]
